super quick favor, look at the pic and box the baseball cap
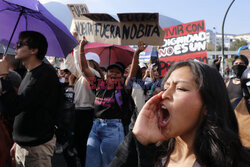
[107,62,125,74]
[85,52,100,64]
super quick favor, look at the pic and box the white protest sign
[68,4,164,45]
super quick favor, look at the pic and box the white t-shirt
[131,82,146,112]
[64,46,82,78]
[64,46,101,109]
[74,68,100,109]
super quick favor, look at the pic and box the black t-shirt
[94,88,123,119]
[227,78,243,101]
[88,77,134,124]
[1,63,62,146]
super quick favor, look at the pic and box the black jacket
[1,63,62,146]
[110,131,250,167]
[109,131,157,167]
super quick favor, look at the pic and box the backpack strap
[232,97,243,109]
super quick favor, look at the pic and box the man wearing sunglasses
[0,31,62,167]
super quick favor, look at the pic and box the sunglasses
[16,41,29,49]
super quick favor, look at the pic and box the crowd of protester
[0,30,249,167]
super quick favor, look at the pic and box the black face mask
[232,65,247,78]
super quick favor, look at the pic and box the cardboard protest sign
[68,4,164,45]
[158,20,207,77]
[67,4,89,20]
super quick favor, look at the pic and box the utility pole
[222,0,236,76]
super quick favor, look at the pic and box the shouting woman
[110,60,250,167]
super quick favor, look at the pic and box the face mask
[232,65,246,78]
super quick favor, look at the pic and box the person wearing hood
[226,55,248,103]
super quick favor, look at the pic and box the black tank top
[227,79,243,101]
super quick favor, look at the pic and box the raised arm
[79,36,95,78]
[125,41,147,89]
[149,65,155,79]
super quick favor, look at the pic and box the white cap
[85,52,100,64]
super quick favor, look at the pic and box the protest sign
[67,4,89,20]
[158,20,207,76]
[68,4,164,45]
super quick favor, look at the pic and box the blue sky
[40,0,250,35]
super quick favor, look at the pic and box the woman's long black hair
[156,60,250,167]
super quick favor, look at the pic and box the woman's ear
[202,105,207,116]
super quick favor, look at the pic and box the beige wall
[240,50,250,61]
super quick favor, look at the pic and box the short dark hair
[232,55,249,66]
[19,31,48,60]
[107,62,125,74]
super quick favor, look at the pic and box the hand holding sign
[79,36,96,78]
[80,36,88,53]
[73,32,79,42]
[136,40,148,54]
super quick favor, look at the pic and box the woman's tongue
[159,107,169,127]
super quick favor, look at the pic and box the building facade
[206,30,235,49]
[235,33,250,44]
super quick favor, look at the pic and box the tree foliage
[229,38,248,51]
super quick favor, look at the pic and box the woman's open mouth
[158,105,170,128]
